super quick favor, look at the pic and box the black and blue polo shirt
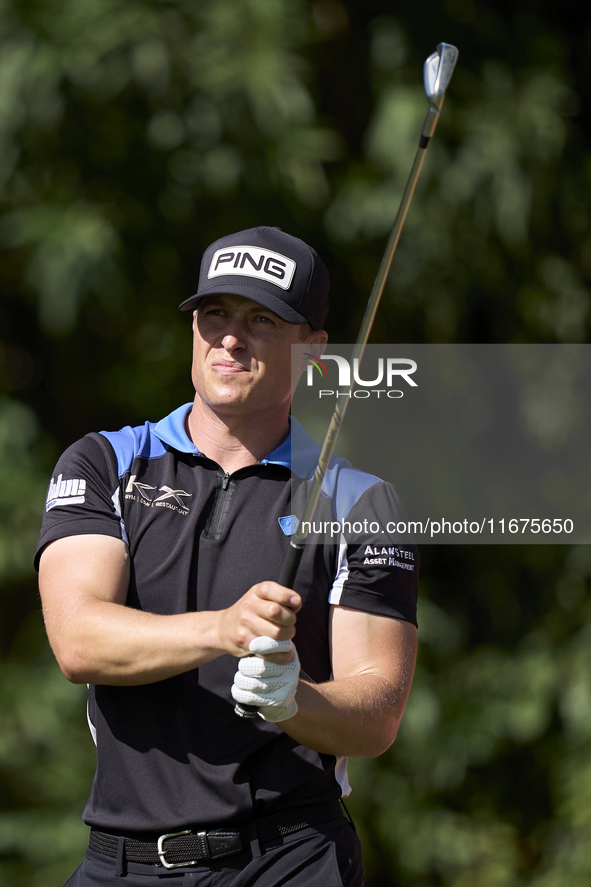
[35,404,418,834]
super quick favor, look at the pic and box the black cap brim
[178,282,310,325]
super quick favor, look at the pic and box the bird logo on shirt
[154,486,192,507]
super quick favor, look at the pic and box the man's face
[191,294,326,418]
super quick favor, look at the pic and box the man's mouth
[211,360,249,374]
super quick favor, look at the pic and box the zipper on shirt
[204,470,233,540]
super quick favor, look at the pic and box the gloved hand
[231,637,300,722]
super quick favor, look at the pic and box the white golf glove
[231,637,300,723]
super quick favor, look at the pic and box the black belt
[89,801,343,869]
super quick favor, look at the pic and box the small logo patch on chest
[278,514,299,535]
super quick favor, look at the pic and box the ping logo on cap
[207,246,296,291]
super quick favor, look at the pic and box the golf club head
[421,43,459,139]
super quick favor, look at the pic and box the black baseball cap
[178,226,329,329]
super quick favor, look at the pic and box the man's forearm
[40,536,301,686]
[278,674,407,758]
[48,601,225,685]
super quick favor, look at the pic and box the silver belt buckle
[157,829,201,869]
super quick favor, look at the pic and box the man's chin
[199,390,256,415]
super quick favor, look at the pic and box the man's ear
[305,330,328,357]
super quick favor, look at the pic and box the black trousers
[62,819,364,887]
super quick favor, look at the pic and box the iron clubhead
[421,43,459,139]
[424,43,459,109]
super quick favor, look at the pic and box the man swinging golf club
[36,43,457,887]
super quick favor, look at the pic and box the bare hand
[216,582,301,661]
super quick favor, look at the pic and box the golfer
[36,226,418,886]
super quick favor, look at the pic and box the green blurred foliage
[1,0,590,884]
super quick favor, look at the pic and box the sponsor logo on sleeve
[46,474,87,511]
[207,246,296,291]
[363,545,415,570]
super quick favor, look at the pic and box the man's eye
[255,315,274,324]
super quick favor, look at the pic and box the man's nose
[222,334,239,351]
[221,323,247,352]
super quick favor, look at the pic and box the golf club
[235,42,459,718]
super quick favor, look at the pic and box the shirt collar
[154,403,198,454]
[153,405,320,477]
[260,417,320,477]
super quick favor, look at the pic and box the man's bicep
[39,535,130,640]
[329,605,417,699]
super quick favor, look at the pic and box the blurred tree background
[1,0,590,884]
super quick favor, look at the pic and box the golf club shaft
[235,44,458,717]
[278,125,432,589]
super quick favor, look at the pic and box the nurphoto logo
[303,353,328,377]
[304,353,418,399]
